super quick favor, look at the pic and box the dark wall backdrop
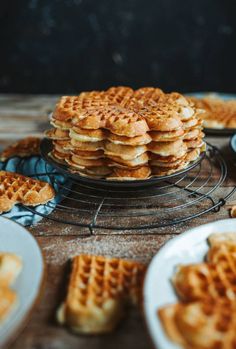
[1,0,236,94]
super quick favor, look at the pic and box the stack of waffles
[45,86,205,180]
[159,233,236,349]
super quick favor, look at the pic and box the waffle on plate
[158,233,236,349]
[45,86,205,180]
[0,253,22,324]
[190,94,236,129]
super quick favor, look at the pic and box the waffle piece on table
[0,171,55,213]
[57,254,146,334]
[159,299,236,349]
[0,137,41,162]
[0,253,22,287]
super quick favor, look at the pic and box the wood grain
[0,94,236,349]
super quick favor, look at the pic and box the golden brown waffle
[0,286,17,323]
[50,149,69,164]
[108,153,149,168]
[159,299,236,349]
[70,127,107,142]
[104,142,147,160]
[46,86,204,180]
[159,233,236,349]
[108,166,151,180]
[191,95,236,129]
[149,129,184,142]
[70,139,104,151]
[45,128,70,140]
[57,254,146,334]
[71,149,104,159]
[151,162,188,176]
[0,253,22,287]
[148,140,187,157]
[107,132,152,146]
[0,253,22,324]
[0,137,41,161]
[53,140,71,153]
[0,171,55,213]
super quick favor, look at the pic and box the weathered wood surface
[0,94,236,349]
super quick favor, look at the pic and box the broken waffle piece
[0,171,55,213]
[0,286,18,323]
[57,254,146,334]
[0,137,41,161]
[159,299,236,349]
[0,253,22,287]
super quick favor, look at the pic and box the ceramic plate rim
[143,218,236,349]
[0,217,45,348]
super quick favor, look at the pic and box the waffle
[108,153,149,168]
[0,253,22,324]
[191,95,236,129]
[159,233,236,348]
[149,129,184,142]
[148,140,187,157]
[151,162,188,176]
[107,133,152,146]
[68,155,107,168]
[0,286,17,323]
[70,127,107,142]
[50,149,69,164]
[159,299,236,349]
[0,253,22,287]
[45,86,204,180]
[108,166,151,180]
[57,254,146,334]
[75,166,112,177]
[0,137,41,161]
[71,149,104,159]
[53,140,71,154]
[0,171,55,213]
[104,142,147,160]
[45,128,70,140]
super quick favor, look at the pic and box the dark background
[1,0,236,94]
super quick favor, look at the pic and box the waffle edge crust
[57,254,146,334]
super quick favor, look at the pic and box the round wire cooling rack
[3,142,236,235]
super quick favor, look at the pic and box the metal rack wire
[3,143,236,234]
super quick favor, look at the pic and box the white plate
[144,218,236,349]
[0,217,44,348]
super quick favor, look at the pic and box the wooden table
[1,94,236,349]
